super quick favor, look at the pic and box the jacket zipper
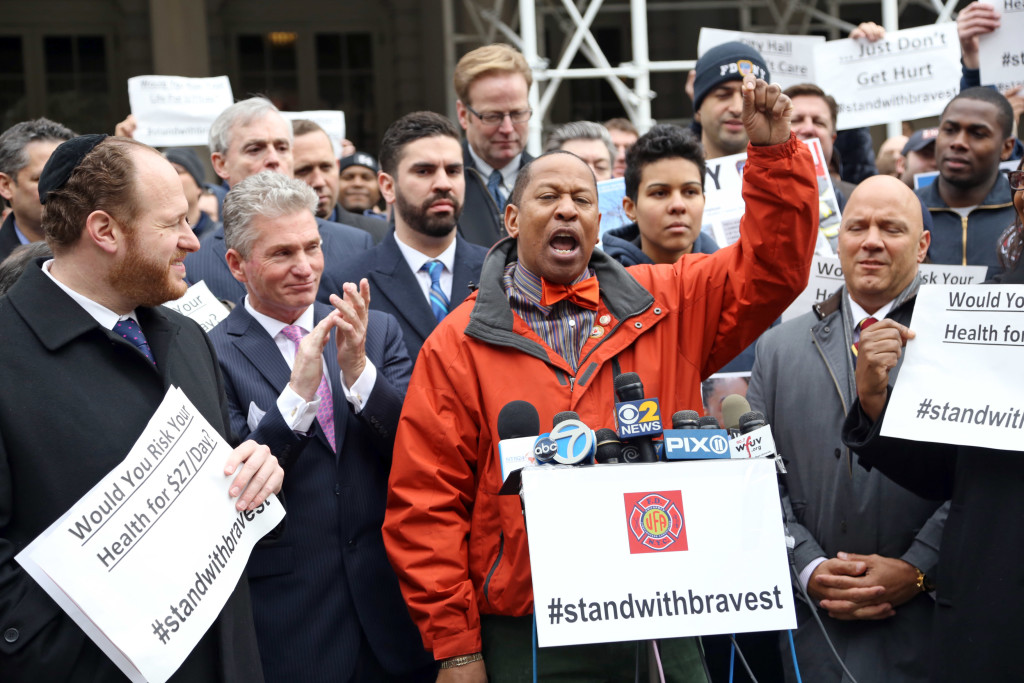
[482,531,504,607]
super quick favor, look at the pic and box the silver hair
[208,97,291,156]
[543,121,616,164]
[222,171,318,258]
[0,118,75,177]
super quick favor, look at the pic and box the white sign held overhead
[697,28,825,90]
[128,76,235,147]
[522,459,795,647]
[813,24,962,130]
[17,387,285,683]
[977,1,1024,93]
[280,110,346,158]
[881,285,1024,452]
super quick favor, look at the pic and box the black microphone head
[613,372,644,401]
[721,394,752,432]
[552,410,580,427]
[738,411,767,434]
[698,416,721,429]
[671,410,700,429]
[497,400,540,440]
[594,428,622,464]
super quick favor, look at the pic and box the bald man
[748,176,948,683]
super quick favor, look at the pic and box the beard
[107,232,188,308]
[395,187,462,238]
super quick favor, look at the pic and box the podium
[519,459,796,647]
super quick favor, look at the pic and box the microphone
[671,410,700,429]
[498,400,539,439]
[698,416,721,429]
[613,372,662,463]
[546,411,595,465]
[496,400,543,493]
[594,428,623,464]
[721,394,751,437]
[729,410,779,459]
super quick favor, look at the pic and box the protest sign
[523,459,794,647]
[781,257,988,322]
[128,76,234,147]
[698,28,824,90]
[813,24,961,129]
[598,176,629,236]
[162,280,230,333]
[881,285,1024,451]
[978,1,1024,93]
[17,387,284,683]
[280,110,346,158]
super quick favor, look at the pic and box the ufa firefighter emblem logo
[623,491,688,554]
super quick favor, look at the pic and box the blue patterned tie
[114,318,156,365]
[487,169,506,210]
[422,260,450,323]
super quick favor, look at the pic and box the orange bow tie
[539,277,600,310]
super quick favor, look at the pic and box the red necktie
[539,277,600,311]
[851,316,878,357]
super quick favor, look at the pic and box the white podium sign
[17,387,284,683]
[882,284,1024,451]
[522,459,795,647]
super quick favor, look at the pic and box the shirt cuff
[278,382,320,432]
[799,556,827,594]
[342,358,377,413]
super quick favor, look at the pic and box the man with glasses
[454,44,535,247]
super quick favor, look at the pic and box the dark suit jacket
[334,231,487,362]
[332,205,389,244]
[184,217,372,305]
[460,139,533,247]
[0,213,24,262]
[0,262,264,682]
[208,302,430,682]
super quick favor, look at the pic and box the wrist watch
[439,652,484,669]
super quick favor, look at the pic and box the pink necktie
[280,325,335,452]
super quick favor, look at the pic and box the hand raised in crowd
[223,440,284,511]
[850,21,886,42]
[812,552,921,620]
[329,278,371,389]
[855,318,915,421]
[957,1,1001,70]
[114,114,137,138]
[740,73,792,147]
[437,659,487,683]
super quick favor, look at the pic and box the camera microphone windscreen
[553,411,580,427]
[594,428,623,464]
[613,372,644,401]
[721,394,752,432]
[671,410,700,429]
[497,400,540,440]
[739,411,767,435]
[698,416,721,429]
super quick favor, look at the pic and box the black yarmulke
[38,133,108,204]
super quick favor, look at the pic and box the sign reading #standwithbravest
[521,459,795,647]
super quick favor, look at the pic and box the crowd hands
[0,6,1022,683]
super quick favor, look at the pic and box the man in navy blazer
[335,112,487,362]
[184,97,372,305]
[208,172,432,683]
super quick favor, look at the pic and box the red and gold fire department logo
[624,491,688,554]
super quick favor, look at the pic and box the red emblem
[624,491,688,554]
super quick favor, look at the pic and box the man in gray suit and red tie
[207,171,433,683]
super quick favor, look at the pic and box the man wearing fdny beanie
[692,41,770,160]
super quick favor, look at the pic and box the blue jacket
[600,222,719,267]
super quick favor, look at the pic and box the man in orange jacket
[383,73,818,682]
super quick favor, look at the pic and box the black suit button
[4,627,18,643]
[347,539,355,547]
[334,484,340,496]
[840,520,847,533]
[834,448,841,459]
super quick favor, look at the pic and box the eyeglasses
[465,104,532,127]
[1010,170,1023,191]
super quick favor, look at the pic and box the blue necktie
[487,169,506,211]
[422,260,450,324]
[114,318,156,365]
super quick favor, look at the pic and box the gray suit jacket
[748,288,948,683]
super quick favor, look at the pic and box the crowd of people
[0,2,1023,682]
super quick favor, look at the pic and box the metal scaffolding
[443,0,963,152]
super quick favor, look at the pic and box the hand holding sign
[958,1,1001,70]
[741,74,792,146]
[855,319,915,421]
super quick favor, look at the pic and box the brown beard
[107,230,188,308]
[395,188,462,238]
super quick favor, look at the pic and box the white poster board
[522,459,795,647]
[128,76,235,147]
[881,284,1024,451]
[163,280,230,333]
[17,387,284,683]
[280,110,346,158]
[977,1,1024,93]
[698,28,825,91]
[813,24,962,130]
[781,257,989,322]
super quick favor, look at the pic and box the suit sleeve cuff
[798,556,826,594]
[277,383,320,432]
[342,358,377,414]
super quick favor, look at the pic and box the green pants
[480,614,709,682]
